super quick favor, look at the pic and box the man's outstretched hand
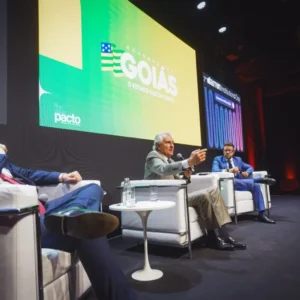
[61,171,82,184]
[188,148,207,167]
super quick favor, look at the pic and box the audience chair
[0,180,100,300]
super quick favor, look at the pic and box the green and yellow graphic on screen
[39,0,202,146]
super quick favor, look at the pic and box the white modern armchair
[121,174,220,258]
[213,171,272,223]
[0,180,100,300]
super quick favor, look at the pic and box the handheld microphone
[38,194,49,204]
[176,153,195,172]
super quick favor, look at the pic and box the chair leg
[233,191,238,225]
[184,184,192,259]
[35,210,44,300]
[188,242,192,260]
[264,181,271,217]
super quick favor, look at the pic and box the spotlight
[218,26,227,33]
[197,1,206,10]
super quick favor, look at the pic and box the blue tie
[228,159,233,169]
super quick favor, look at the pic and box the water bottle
[122,178,130,206]
[123,178,136,207]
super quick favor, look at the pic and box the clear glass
[149,185,158,201]
[122,190,127,206]
[127,186,136,207]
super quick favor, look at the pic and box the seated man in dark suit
[212,142,276,224]
[144,132,246,251]
[0,143,136,300]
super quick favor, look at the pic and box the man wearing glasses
[212,142,276,224]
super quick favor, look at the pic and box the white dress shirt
[222,158,235,172]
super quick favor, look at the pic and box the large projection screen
[0,0,7,125]
[39,0,202,146]
[203,73,244,151]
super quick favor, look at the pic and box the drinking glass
[126,186,136,207]
[149,185,158,201]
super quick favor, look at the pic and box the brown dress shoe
[44,207,119,239]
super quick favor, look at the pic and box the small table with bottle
[109,178,175,281]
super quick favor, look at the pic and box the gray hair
[153,132,172,151]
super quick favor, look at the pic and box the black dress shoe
[44,207,119,239]
[209,236,235,251]
[258,214,276,224]
[255,177,276,186]
[225,236,247,250]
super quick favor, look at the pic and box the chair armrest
[206,173,235,208]
[121,179,186,188]
[188,173,220,194]
[37,180,101,202]
[0,185,38,210]
[0,186,40,300]
[120,179,188,233]
[253,171,268,178]
[211,172,234,179]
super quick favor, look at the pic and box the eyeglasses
[223,149,234,153]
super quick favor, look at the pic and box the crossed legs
[40,183,136,300]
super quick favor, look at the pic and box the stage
[86,195,300,300]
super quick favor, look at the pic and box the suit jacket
[0,153,61,186]
[144,150,182,180]
[212,155,254,179]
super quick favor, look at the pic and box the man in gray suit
[144,132,246,250]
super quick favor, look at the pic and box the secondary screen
[203,73,244,151]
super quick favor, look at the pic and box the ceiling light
[197,1,206,10]
[218,26,227,33]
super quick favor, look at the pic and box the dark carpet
[85,195,300,300]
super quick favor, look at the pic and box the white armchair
[0,180,100,300]
[121,174,220,258]
[213,171,271,223]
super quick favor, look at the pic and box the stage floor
[86,195,300,300]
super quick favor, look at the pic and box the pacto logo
[54,113,81,126]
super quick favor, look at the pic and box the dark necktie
[167,158,172,164]
[228,159,233,169]
[0,173,46,214]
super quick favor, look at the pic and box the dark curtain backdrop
[264,91,300,194]
[1,0,266,236]
[0,0,7,124]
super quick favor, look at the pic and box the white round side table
[109,200,175,281]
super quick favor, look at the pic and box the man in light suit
[0,143,136,300]
[144,132,246,251]
[212,142,276,224]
